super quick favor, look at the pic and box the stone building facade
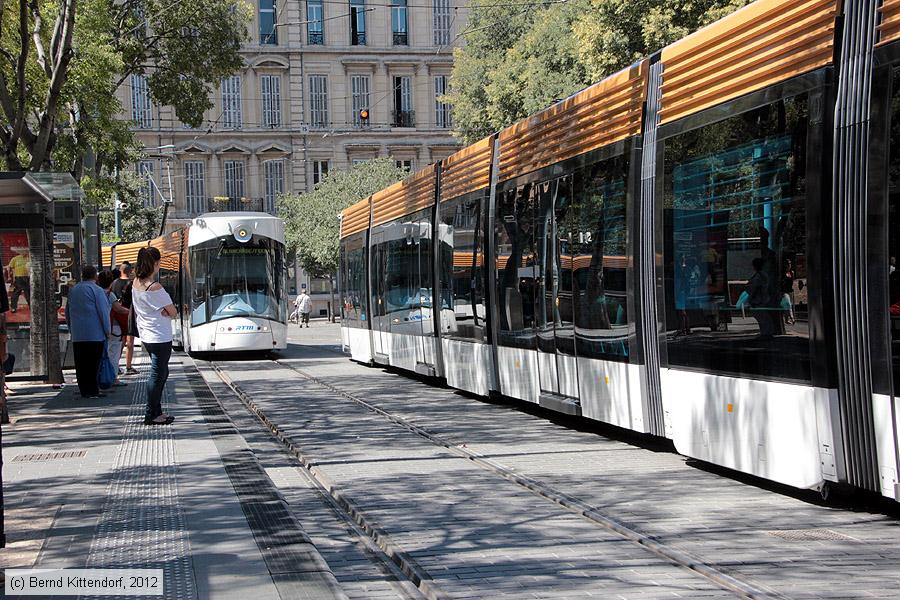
[118,0,467,226]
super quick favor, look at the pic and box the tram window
[188,235,284,326]
[372,207,434,336]
[496,183,537,349]
[340,236,367,328]
[439,192,487,342]
[572,155,632,362]
[887,68,900,388]
[662,94,811,383]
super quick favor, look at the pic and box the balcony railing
[393,32,408,45]
[205,197,277,215]
[308,31,324,45]
[392,109,415,128]
[351,31,366,45]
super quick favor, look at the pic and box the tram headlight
[233,225,252,243]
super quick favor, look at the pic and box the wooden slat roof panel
[440,137,493,201]
[340,197,371,238]
[497,61,647,182]
[879,0,900,45]
[371,163,436,227]
[659,0,838,124]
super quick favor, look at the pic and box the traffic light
[358,108,369,125]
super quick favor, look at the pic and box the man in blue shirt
[65,265,110,398]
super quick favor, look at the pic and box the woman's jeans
[143,342,172,422]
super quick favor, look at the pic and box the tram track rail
[192,359,432,600]
[208,355,785,600]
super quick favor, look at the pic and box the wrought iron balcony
[204,197,277,215]
[351,31,366,45]
[392,109,415,128]
[308,31,324,45]
[393,32,408,45]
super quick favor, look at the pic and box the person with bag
[1,273,9,422]
[113,264,139,375]
[98,270,128,388]
[132,247,177,425]
[65,265,111,398]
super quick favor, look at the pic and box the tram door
[535,176,579,399]
[414,217,437,371]
[370,230,388,359]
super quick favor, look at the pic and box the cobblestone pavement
[1,350,346,600]
[209,321,900,600]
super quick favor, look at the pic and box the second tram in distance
[340,0,900,503]
[109,212,288,354]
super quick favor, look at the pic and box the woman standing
[132,247,177,425]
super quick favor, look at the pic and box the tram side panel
[652,0,842,492]
[866,30,900,501]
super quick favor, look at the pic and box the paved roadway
[200,321,900,600]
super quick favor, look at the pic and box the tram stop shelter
[0,172,83,382]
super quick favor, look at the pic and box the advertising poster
[1,230,32,325]
[53,230,77,322]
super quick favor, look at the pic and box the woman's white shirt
[132,285,174,344]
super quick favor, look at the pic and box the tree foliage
[0,0,250,173]
[448,0,753,143]
[278,159,409,277]
[84,171,161,243]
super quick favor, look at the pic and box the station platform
[1,321,899,599]
[0,349,348,600]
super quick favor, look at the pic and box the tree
[278,159,409,321]
[0,0,250,384]
[448,0,753,143]
[85,171,161,243]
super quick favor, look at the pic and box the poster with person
[1,231,31,324]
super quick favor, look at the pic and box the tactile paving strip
[83,364,197,600]
[185,369,341,594]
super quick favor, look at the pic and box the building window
[264,160,284,213]
[131,74,153,129]
[351,158,368,166]
[351,75,370,126]
[392,76,414,127]
[221,76,243,129]
[350,0,366,45]
[309,75,329,128]
[137,160,155,206]
[312,160,329,185]
[261,75,281,128]
[307,0,324,44]
[184,161,206,215]
[434,75,451,128]
[433,0,450,46]
[395,159,413,171]
[259,0,277,44]
[391,0,408,45]
[224,160,246,200]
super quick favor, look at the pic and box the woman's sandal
[145,414,174,425]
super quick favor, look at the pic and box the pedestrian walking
[132,247,177,425]
[65,265,111,398]
[296,289,312,327]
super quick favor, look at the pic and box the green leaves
[278,159,409,277]
[449,0,753,143]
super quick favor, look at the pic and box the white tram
[110,212,288,354]
[341,0,900,503]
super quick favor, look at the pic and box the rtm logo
[235,325,256,331]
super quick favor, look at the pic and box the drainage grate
[767,529,859,542]
[13,450,86,462]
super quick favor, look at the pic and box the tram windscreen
[190,236,284,326]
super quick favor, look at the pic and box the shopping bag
[97,341,116,390]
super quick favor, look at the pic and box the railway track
[200,354,784,600]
